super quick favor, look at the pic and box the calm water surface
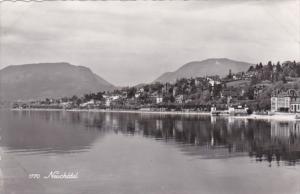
[0,110,299,194]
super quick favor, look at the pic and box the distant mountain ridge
[154,58,253,83]
[0,62,115,101]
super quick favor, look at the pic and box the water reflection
[1,110,300,166]
[0,111,105,154]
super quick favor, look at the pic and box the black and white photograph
[0,0,299,194]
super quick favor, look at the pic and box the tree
[95,92,104,101]
[250,76,258,85]
[282,75,287,83]
[255,64,260,70]
[143,85,150,92]
[163,94,175,103]
[71,95,78,102]
[138,93,152,104]
[267,61,273,70]
[45,98,50,104]
[199,90,211,103]
[76,98,82,106]
[212,84,222,97]
[127,87,136,99]
[244,86,254,100]
[296,63,300,77]
[61,97,69,102]
[276,62,282,72]
[83,93,94,102]
[227,69,233,79]
[248,65,255,72]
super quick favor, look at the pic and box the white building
[271,89,297,112]
[60,101,72,109]
[135,92,141,98]
[80,99,95,108]
[175,95,184,104]
[105,98,111,107]
[156,96,163,104]
[207,77,221,87]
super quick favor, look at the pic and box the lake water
[0,110,299,194]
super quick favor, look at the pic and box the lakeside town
[1,1,300,194]
[11,60,300,118]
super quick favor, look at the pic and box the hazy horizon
[0,0,299,86]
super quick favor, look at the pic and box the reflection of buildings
[156,120,163,131]
[271,121,300,140]
[55,112,300,166]
[255,120,300,165]
[210,131,214,146]
[134,120,140,133]
[134,115,300,165]
[210,116,217,125]
[226,117,234,133]
[174,120,183,132]
[112,117,119,130]
[105,114,111,123]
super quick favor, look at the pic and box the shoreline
[9,108,300,121]
[232,113,300,121]
[10,108,211,116]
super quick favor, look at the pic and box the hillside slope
[154,58,253,83]
[0,62,115,101]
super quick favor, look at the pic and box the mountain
[0,62,115,101]
[154,58,253,83]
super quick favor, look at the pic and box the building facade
[290,98,300,113]
[271,89,300,113]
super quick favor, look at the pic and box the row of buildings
[11,70,273,111]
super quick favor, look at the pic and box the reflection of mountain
[0,111,106,154]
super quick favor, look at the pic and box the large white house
[271,89,300,113]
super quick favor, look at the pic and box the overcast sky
[0,0,299,86]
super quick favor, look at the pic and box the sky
[0,0,299,86]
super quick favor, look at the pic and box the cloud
[0,0,299,86]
